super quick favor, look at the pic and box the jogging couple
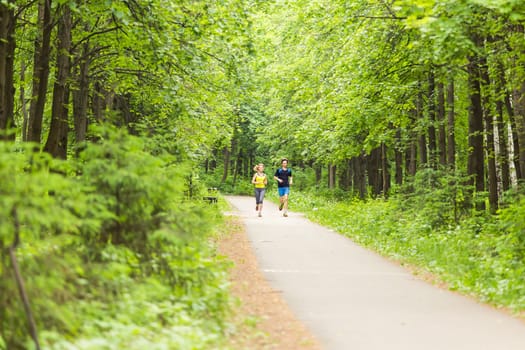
[251,158,292,217]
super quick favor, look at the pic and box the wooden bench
[203,188,218,204]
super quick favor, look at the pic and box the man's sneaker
[258,212,262,217]
[279,203,283,211]
[283,212,288,217]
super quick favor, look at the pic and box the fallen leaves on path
[217,216,322,350]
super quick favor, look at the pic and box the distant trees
[241,0,525,213]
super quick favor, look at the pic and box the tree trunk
[0,1,16,139]
[328,164,336,189]
[447,80,456,170]
[494,61,510,191]
[428,71,437,168]
[243,153,250,178]
[505,93,522,181]
[437,82,447,166]
[511,24,525,182]
[92,81,106,122]
[20,62,29,141]
[27,0,53,143]
[417,90,427,167]
[367,147,382,196]
[352,155,367,199]
[381,142,390,197]
[315,164,322,186]
[73,41,91,143]
[407,109,418,176]
[221,145,230,184]
[395,129,403,185]
[467,52,485,210]
[480,56,498,213]
[232,149,242,186]
[513,85,525,182]
[210,149,217,171]
[44,5,71,159]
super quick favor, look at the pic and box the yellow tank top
[254,173,266,188]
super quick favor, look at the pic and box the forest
[1,0,525,349]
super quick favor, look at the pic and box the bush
[0,129,232,349]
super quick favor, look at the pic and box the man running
[274,158,293,217]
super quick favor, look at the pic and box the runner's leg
[259,190,265,215]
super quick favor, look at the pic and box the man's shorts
[278,187,290,197]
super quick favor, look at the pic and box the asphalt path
[225,195,525,350]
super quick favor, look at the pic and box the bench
[203,188,218,204]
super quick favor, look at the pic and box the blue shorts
[278,187,290,197]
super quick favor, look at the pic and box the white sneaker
[258,212,262,217]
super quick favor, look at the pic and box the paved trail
[226,195,525,350]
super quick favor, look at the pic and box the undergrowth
[0,128,233,349]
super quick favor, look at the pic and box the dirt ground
[217,216,322,350]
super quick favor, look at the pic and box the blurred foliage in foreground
[0,128,232,349]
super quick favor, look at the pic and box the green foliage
[498,196,525,256]
[0,130,233,349]
[200,168,259,195]
[0,142,82,243]
[395,168,474,227]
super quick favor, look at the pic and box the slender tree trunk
[447,80,456,170]
[45,5,71,159]
[513,85,525,182]
[407,110,418,176]
[353,155,367,199]
[395,129,403,185]
[210,149,217,171]
[408,139,417,176]
[494,61,510,191]
[0,1,16,139]
[243,153,250,178]
[417,90,427,167]
[428,71,437,168]
[505,93,522,180]
[221,146,230,184]
[467,51,485,210]
[480,56,498,213]
[232,152,242,186]
[511,24,525,182]
[92,81,106,122]
[0,4,8,131]
[381,142,390,197]
[328,164,336,189]
[315,164,322,186]
[437,82,447,166]
[368,147,382,196]
[20,62,29,141]
[73,41,91,143]
[28,0,53,143]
